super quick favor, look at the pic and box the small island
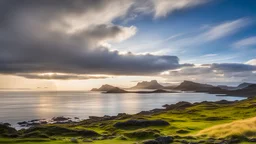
[104,87,178,94]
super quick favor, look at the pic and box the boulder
[70,137,78,143]
[52,116,70,122]
[248,138,256,142]
[142,139,159,144]
[155,136,173,144]
[163,101,193,110]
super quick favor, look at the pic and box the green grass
[1,97,256,144]
[198,116,256,138]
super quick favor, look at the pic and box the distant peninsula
[104,87,177,94]
[91,80,256,97]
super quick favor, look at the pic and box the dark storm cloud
[168,63,256,76]
[211,63,256,72]
[165,63,256,82]
[0,0,181,78]
[16,73,108,80]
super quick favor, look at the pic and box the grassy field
[1,97,256,144]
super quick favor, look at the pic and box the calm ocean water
[0,91,245,126]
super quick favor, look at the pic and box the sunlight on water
[0,91,245,125]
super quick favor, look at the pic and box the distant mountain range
[91,80,166,91]
[91,84,116,91]
[175,81,256,97]
[129,80,164,89]
[218,82,253,90]
[174,80,214,91]
[91,80,256,96]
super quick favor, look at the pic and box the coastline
[1,96,255,144]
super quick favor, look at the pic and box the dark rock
[206,138,215,144]
[176,129,190,134]
[163,101,193,110]
[52,116,70,122]
[248,138,256,142]
[229,138,240,143]
[116,113,131,119]
[181,140,189,144]
[2,123,11,127]
[17,121,28,125]
[24,126,99,137]
[137,109,164,115]
[40,121,47,124]
[114,119,169,128]
[0,123,18,137]
[70,137,78,143]
[30,119,44,122]
[215,100,234,104]
[142,139,159,144]
[124,129,160,139]
[155,136,173,143]
[119,135,128,140]
[183,136,196,140]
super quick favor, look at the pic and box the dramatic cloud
[233,36,256,48]
[0,0,253,83]
[246,59,256,65]
[0,0,184,79]
[16,73,108,80]
[162,63,256,83]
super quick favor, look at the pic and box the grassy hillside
[1,97,256,144]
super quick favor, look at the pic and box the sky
[0,0,256,91]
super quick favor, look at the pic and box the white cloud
[201,54,218,57]
[246,59,256,65]
[152,0,209,18]
[233,36,256,48]
[161,18,251,49]
[203,18,251,41]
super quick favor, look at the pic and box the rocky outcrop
[163,101,193,110]
[0,123,18,138]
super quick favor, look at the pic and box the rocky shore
[1,97,256,144]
